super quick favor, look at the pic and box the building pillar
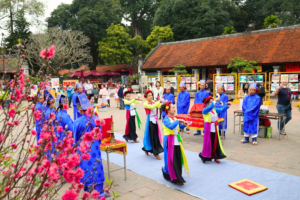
[273,66,280,72]
[216,68,221,74]
[192,68,199,79]
[201,68,206,80]
[138,54,144,74]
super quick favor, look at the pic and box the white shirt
[174,124,180,146]
[152,87,164,100]
[85,84,93,94]
[150,108,157,124]
[210,110,218,132]
[130,103,136,116]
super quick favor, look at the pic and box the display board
[51,78,60,90]
[270,73,299,92]
[63,80,79,90]
[163,76,178,89]
[214,75,235,92]
[180,75,198,91]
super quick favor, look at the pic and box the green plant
[112,191,121,199]
[126,73,142,84]
[222,26,237,35]
[169,64,189,75]
[227,57,260,73]
[264,15,282,28]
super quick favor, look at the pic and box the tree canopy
[47,0,122,69]
[146,26,174,50]
[227,57,260,73]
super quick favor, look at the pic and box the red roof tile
[96,64,128,72]
[142,27,300,70]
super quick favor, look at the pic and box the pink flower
[6,122,14,126]
[74,168,84,183]
[91,190,100,199]
[0,134,5,142]
[10,143,17,149]
[49,113,56,120]
[99,119,106,126]
[63,104,68,110]
[82,192,90,199]
[57,126,63,133]
[83,132,93,143]
[31,130,37,135]
[62,189,78,200]
[95,118,101,126]
[8,109,15,118]
[85,107,94,117]
[4,187,10,192]
[0,105,2,110]
[82,153,90,161]
[43,182,52,187]
[100,197,106,200]
[39,45,56,59]
[13,120,20,126]
[34,110,41,121]
[26,77,29,82]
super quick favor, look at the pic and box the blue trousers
[276,104,292,131]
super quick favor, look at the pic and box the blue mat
[101,133,300,200]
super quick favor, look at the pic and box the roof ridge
[161,24,300,46]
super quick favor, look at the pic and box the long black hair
[243,83,249,94]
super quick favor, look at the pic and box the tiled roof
[58,69,70,75]
[142,25,300,70]
[58,65,90,75]
[96,64,128,72]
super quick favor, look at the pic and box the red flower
[13,120,20,126]
[82,153,90,161]
[63,104,68,110]
[62,189,78,200]
[57,126,63,133]
[10,143,17,149]
[86,107,94,117]
[31,130,37,135]
[39,45,56,59]
[8,109,16,118]
[95,118,101,126]
[91,190,99,200]
[83,132,93,143]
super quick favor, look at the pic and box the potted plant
[126,73,142,93]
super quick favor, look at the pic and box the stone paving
[64,96,300,199]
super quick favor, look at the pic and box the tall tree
[146,26,174,50]
[0,0,44,33]
[5,10,31,49]
[119,0,161,37]
[99,24,132,65]
[153,0,233,40]
[47,0,122,69]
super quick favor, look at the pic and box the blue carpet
[101,133,300,200]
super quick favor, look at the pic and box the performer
[237,83,249,122]
[72,83,84,120]
[177,82,190,133]
[123,91,142,143]
[55,94,73,142]
[199,96,229,164]
[142,90,164,160]
[73,93,106,196]
[162,86,175,119]
[34,91,45,142]
[241,84,261,145]
[215,85,228,139]
[162,101,189,185]
[194,80,209,135]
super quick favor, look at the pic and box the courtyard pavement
[65,96,300,200]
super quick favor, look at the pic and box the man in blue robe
[215,84,228,138]
[241,84,261,145]
[162,86,175,119]
[177,82,190,133]
[55,94,73,142]
[35,91,45,141]
[73,93,106,196]
[72,83,84,120]
[194,80,209,135]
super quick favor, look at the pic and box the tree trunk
[89,37,98,70]
[132,20,142,36]
[10,7,14,33]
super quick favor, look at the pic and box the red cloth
[292,91,298,95]
[102,117,112,140]
[189,103,205,115]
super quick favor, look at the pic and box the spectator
[207,78,213,93]
[292,91,298,100]
[118,84,125,110]
[123,84,128,93]
[66,85,74,108]
[164,81,174,95]
[152,81,164,119]
[57,84,65,94]
[274,80,292,135]
[114,83,120,108]
[92,84,99,104]
[149,82,154,90]
[106,85,111,107]
[99,85,108,107]
[256,83,265,105]
[237,83,249,121]
[85,80,93,97]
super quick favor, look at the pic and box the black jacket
[118,86,124,98]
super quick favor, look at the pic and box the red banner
[286,63,300,72]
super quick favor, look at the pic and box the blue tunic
[242,94,261,134]
[215,93,228,130]
[72,92,82,120]
[162,93,175,117]
[34,102,43,141]
[37,106,55,142]
[177,91,190,114]
[56,110,74,142]
[194,90,209,104]
[73,115,104,186]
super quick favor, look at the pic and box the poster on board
[51,78,60,89]
[271,74,280,82]
[63,80,79,90]
[289,74,298,82]
[227,76,234,83]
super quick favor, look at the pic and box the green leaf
[1,178,7,191]
[35,176,39,186]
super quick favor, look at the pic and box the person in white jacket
[99,85,108,111]
[152,81,164,119]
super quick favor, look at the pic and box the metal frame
[233,110,286,140]
[104,147,127,180]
